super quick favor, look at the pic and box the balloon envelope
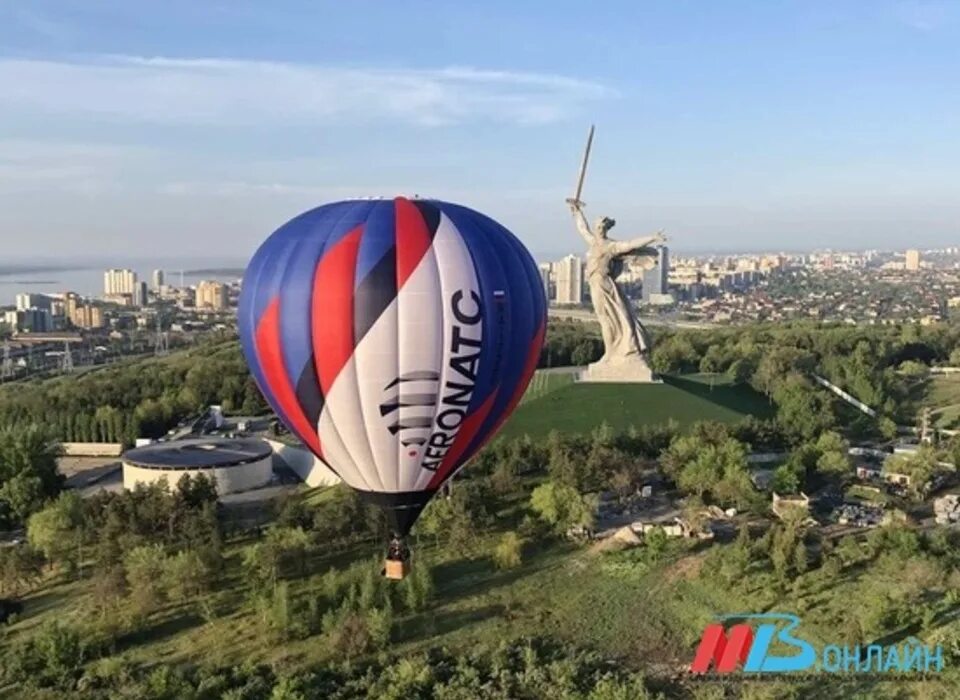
[239,198,546,535]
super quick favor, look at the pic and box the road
[547,307,715,329]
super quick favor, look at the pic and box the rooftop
[122,438,273,470]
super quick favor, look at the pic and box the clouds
[891,1,957,31]
[0,55,612,127]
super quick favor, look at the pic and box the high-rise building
[15,293,52,312]
[642,246,670,302]
[537,263,552,302]
[152,269,165,289]
[195,280,229,310]
[905,249,921,271]
[64,292,80,321]
[73,304,104,329]
[133,281,149,307]
[17,308,53,332]
[553,255,583,304]
[104,269,138,296]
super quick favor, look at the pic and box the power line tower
[60,341,74,373]
[153,316,169,356]
[1,341,13,380]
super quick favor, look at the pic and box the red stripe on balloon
[312,225,364,395]
[395,197,432,289]
[426,389,499,490]
[255,296,322,456]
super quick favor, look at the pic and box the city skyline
[2,2,960,259]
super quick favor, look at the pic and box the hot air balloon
[238,197,546,578]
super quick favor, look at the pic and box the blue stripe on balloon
[354,200,396,286]
[451,205,541,458]
[275,203,344,391]
[239,207,314,434]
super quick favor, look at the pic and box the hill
[502,372,774,438]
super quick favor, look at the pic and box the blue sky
[1,1,959,260]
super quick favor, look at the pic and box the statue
[568,202,665,362]
[566,126,667,381]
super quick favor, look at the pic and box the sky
[1,1,959,261]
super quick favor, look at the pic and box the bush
[493,532,523,570]
[5,620,93,690]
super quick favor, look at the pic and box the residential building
[15,293,52,312]
[104,268,138,296]
[72,304,104,329]
[642,246,670,302]
[553,255,583,304]
[195,280,229,310]
[152,269,165,289]
[133,281,149,307]
[905,249,921,271]
[537,263,552,302]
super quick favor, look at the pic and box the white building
[104,268,138,296]
[553,254,583,304]
[152,269,165,289]
[537,263,552,302]
[905,249,921,271]
[122,438,274,495]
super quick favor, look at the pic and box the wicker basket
[384,558,411,580]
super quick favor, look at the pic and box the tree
[571,340,596,366]
[244,526,311,592]
[793,540,808,575]
[0,473,46,524]
[644,526,668,562]
[27,491,85,574]
[0,424,63,525]
[5,620,88,690]
[771,464,800,494]
[772,374,835,443]
[417,482,491,555]
[878,416,899,441]
[164,549,213,600]
[91,565,128,619]
[529,481,596,533]
[401,558,433,612]
[124,544,168,620]
[814,431,851,478]
[0,544,43,596]
[493,532,523,570]
[665,432,755,508]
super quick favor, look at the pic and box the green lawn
[520,368,578,405]
[502,373,774,438]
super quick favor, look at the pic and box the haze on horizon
[1,1,959,261]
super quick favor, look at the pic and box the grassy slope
[501,373,774,438]
[8,531,957,699]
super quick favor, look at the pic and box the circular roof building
[122,438,274,495]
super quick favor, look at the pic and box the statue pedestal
[579,355,660,384]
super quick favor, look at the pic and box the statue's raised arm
[611,230,666,256]
[568,201,596,245]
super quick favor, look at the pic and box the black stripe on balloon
[354,245,397,344]
[413,200,441,241]
[295,358,324,428]
[385,370,439,389]
[379,393,439,416]
[387,416,434,435]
